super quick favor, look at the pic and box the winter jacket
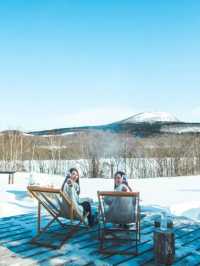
[58,182,84,220]
[104,184,136,224]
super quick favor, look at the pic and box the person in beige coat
[61,168,94,226]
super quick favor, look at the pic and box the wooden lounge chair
[97,191,140,255]
[27,185,89,249]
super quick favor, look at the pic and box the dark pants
[80,201,93,226]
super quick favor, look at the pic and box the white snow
[39,145,68,149]
[60,132,76,136]
[121,112,179,124]
[37,132,76,137]
[1,173,200,221]
[161,125,200,134]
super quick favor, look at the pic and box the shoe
[119,224,129,229]
[123,224,129,229]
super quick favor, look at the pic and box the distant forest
[0,130,200,178]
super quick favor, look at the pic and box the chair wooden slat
[98,191,139,197]
[98,190,141,255]
[27,185,89,249]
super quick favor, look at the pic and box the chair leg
[37,202,41,234]
[100,226,106,252]
[100,231,104,251]
[135,222,140,255]
[98,221,102,240]
[31,216,58,243]
[59,220,83,248]
[135,238,138,255]
[32,219,86,249]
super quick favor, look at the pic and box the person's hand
[122,186,128,192]
[67,178,73,186]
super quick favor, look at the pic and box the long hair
[114,171,132,191]
[69,167,80,188]
[114,171,125,189]
[61,167,80,195]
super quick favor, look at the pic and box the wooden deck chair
[27,186,89,249]
[98,191,140,255]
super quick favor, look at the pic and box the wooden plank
[39,254,97,266]
[88,225,152,256]
[173,251,200,266]
[1,223,142,264]
[1,244,43,259]
[108,221,198,266]
[27,186,60,193]
[0,229,31,241]
[0,213,37,227]
[0,226,22,234]
[98,191,139,197]
[1,212,200,266]
[0,232,33,245]
[140,222,200,265]
[114,241,154,266]
[71,221,153,266]
[177,228,200,244]
[72,221,151,247]
[5,238,35,250]
[78,231,153,266]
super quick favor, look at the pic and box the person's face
[115,174,123,185]
[70,170,79,182]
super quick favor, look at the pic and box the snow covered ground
[0,172,200,221]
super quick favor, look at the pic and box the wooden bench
[0,171,16,184]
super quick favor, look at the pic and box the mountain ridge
[1,112,200,137]
[26,112,200,137]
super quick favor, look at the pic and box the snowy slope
[161,124,200,134]
[120,112,179,124]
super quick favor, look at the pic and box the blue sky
[0,0,200,131]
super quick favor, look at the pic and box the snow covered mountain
[27,111,200,137]
[120,112,179,124]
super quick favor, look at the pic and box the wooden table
[0,171,16,184]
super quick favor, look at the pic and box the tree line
[0,130,200,178]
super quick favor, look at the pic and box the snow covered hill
[27,111,186,136]
[119,112,179,124]
[3,111,200,136]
